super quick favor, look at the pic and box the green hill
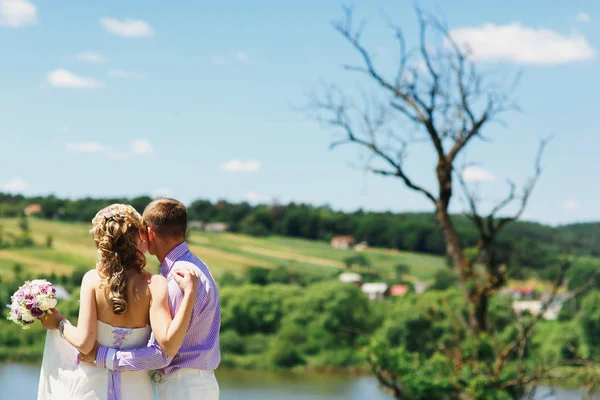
[0,218,446,282]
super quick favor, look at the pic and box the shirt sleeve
[96,269,187,372]
[96,263,196,372]
[96,334,174,372]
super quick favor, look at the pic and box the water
[0,363,595,400]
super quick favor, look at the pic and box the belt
[151,369,213,384]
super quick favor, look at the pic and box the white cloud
[0,0,37,28]
[65,142,107,153]
[65,139,153,159]
[152,187,173,198]
[233,50,248,63]
[220,160,261,173]
[73,51,106,64]
[450,23,595,65]
[244,192,268,203]
[461,165,495,182]
[47,68,103,89]
[563,199,579,211]
[2,178,27,193]
[107,69,147,80]
[211,55,227,65]
[577,12,591,23]
[100,17,154,38]
[131,139,153,155]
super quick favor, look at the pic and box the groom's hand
[173,268,199,294]
[79,342,100,366]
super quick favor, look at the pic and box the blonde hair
[90,204,147,315]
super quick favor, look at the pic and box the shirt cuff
[96,346,108,369]
[106,348,116,370]
[96,346,116,370]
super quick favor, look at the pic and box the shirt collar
[159,241,189,276]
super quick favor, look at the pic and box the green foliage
[246,267,270,286]
[45,234,53,248]
[220,284,300,335]
[430,268,458,291]
[269,337,305,368]
[220,330,246,354]
[579,290,600,358]
[343,254,370,270]
[218,271,244,287]
[12,263,23,278]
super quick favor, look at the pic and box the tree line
[2,193,599,278]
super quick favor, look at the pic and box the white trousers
[156,369,219,400]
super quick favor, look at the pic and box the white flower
[46,298,57,309]
[21,311,34,322]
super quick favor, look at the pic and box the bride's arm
[148,269,198,356]
[41,270,98,354]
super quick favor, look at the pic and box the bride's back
[94,270,152,328]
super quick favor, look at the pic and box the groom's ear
[147,226,156,241]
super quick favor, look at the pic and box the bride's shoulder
[82,269,101,286]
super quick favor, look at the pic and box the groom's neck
[156,239,186,265]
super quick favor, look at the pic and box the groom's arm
[95,336,173,372]
[94,274,188,372]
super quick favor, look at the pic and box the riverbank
[2,363,598,400]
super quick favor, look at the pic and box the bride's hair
[90,204,147,315]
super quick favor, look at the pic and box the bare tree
[309,6,597,399]
[310,5,535,333]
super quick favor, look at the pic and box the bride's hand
[39,309,64,330]
[173,268,199,294]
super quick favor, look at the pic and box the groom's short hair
[143,198,187,239]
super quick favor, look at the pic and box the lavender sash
[107,327,133,400]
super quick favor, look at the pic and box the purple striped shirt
[96,242,221,375]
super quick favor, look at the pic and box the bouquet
[6,279,58,329]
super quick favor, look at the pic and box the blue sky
[0,0,598,225]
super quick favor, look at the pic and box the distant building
[512,300,563,321]
[414,281,431,294]
[353,241,368,252]
[506,286,536,300]
[188,220,204,231]
[204,222,229,233]
[390,284,409,297]
[361,283,389,300]
[330,235,355,250]
[24,204,41,216]
[338,272,363,287]
[53,285,70,300]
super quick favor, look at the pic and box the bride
[37,203,198,400]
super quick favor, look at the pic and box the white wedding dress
[37,320,153,400]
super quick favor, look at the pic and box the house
[506,286,536,300]
[204,223,229,233]
[53,285,71,300]
[512,300,563,321]
[361,283,389,300]
[354,241,368,252]
[330,235,355,250]
[24,204,41,216]
[188,220,204,231]
[414,281,431,294]
[338,272,363,287]
[390,284,409,297]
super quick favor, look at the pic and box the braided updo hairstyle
[90,204,147,315]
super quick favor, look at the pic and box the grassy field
[0,218,446,281]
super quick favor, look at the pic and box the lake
[0,363,596,400]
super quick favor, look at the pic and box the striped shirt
[96,242,221,374]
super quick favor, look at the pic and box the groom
[83,198,221,399]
